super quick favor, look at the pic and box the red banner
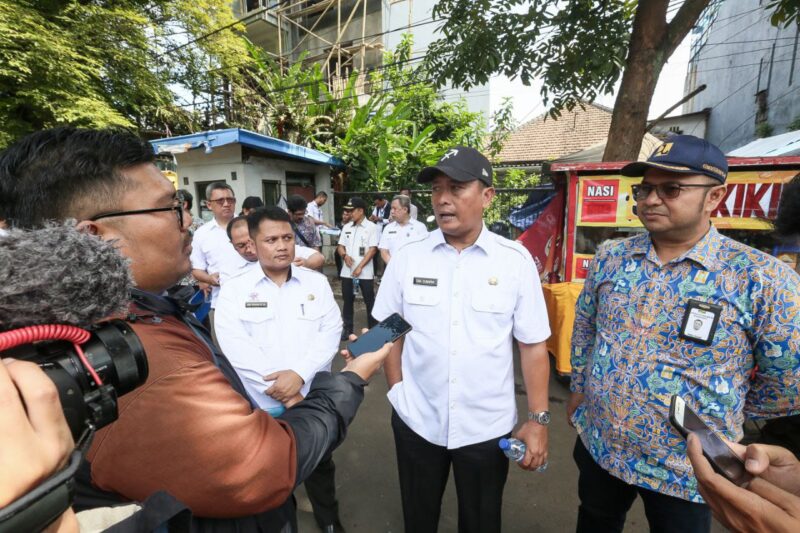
[518,187,566,283]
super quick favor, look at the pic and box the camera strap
[0,428,93,533]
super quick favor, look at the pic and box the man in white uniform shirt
[337,196,379,339]
[373,146,552,533]
[215,206,345,533]
[190,182,248,342]
[378,194,427,264]
[305,191,331,228]
[399,188,419,220]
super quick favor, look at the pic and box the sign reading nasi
[576,170,796,230]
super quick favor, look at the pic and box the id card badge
[358,246,365,256]
[679,299,722,345]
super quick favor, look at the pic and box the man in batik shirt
[568,135,800,533]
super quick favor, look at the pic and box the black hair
[226,215,248,241]
[315,191,328,199]
[247,206,291,235]
[179,189,193,211]
[775,174,800,237]
[0,127,154,228]
[286,194,308,213]
[241,196,264,211]
[375,194,385,201]
[205,181,233,200]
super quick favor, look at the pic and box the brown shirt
[87,306,297,518]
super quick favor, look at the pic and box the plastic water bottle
[499,438,548,472]
[353,278,360,295]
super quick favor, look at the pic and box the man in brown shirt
[0,127,390,531]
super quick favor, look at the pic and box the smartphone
[669,395,752,486]
[347,313,412,358]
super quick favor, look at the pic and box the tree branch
[665,0,712,55]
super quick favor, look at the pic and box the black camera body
[3,319,148,440]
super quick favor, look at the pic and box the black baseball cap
[417,146,493,186]
[620,135,728,183]
[343,197,366,210]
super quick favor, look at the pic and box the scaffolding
[235,0,403,98]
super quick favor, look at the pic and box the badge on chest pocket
[679,299,722,345]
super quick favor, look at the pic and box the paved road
[295,280,726,532]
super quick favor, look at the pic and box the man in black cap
[373,146,552,533]
[568,135,800,532]
[337,197,379,339]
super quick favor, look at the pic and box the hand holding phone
[669,395,752,486]
[347,313,412,358]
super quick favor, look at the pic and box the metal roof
[727,130,800,157]
[150,128,343,166]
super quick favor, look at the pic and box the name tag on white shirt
[413,277,438,287]
[245,301,268,308]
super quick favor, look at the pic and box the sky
[488,34,693,126]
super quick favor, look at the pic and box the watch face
[540,411,551,424]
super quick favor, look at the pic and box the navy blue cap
[417,146,493,186]
[343,196,366,210]
[620,135,728,183]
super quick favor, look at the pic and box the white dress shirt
[306,201,324,223]
[372,226,550,449]
[378,219,428,257]
[190,218,248,308]
[409,203,418,220]
[337,218,379,279]
[214,265,342,411]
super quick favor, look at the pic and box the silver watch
[528,410,551,425]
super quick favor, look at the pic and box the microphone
[0,222,133,330]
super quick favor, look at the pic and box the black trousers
[340,278,376,334]
[573,438,711,533]
[391,410,510,533]
[304,454,340,528]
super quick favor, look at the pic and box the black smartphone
[669,395,752,486]
[347,313,412,358]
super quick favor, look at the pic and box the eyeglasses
[207,197,236,206]
[89,194,185,229]
[631,183,718,201]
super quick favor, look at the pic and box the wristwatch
[528,410,551,425]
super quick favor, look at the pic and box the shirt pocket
[403,283,441,333]
[295,298,325,334]
[239,306,276,345]
[469,286,516,340]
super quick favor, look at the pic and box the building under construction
[230,0,491,115]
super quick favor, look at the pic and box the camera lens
[82,320,148,396]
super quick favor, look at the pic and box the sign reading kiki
[580,179,619,223]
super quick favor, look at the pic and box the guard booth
[532,157,800,376]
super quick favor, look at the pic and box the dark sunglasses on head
[631,183,718,201]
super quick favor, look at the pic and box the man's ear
[705,184,727,214]
[75,220,100,235]
[482,186,496,208]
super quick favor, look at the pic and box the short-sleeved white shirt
[214,265,342,411]
[378,219,428,257]
[337,218,379,279]
[372,226,551,449]
[190,218,248,308]
[306,201,324,223]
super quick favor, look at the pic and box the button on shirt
[190,219,249,308]
[338,219,379,279]
[570,227,800,502]
[373,227,551,449]
[214,265,343,411]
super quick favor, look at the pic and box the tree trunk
[603,0,711,161]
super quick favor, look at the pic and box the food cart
[526,157,800,376]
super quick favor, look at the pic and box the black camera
[3,320,148,440]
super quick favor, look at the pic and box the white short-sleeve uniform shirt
[378,219,428,258]
[337,218,379,279]
[372,226,551,449]
[190,219,248,308]
[214,265,343,411]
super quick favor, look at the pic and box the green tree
[0,0,249,147]
[428,0,800,161]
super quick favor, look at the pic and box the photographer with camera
[0,127,392,532]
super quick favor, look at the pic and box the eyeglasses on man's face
[89,192,186,229]
[631,182,718,201]
[207,197,236,206]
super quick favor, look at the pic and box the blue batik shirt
[570,226,800,502]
